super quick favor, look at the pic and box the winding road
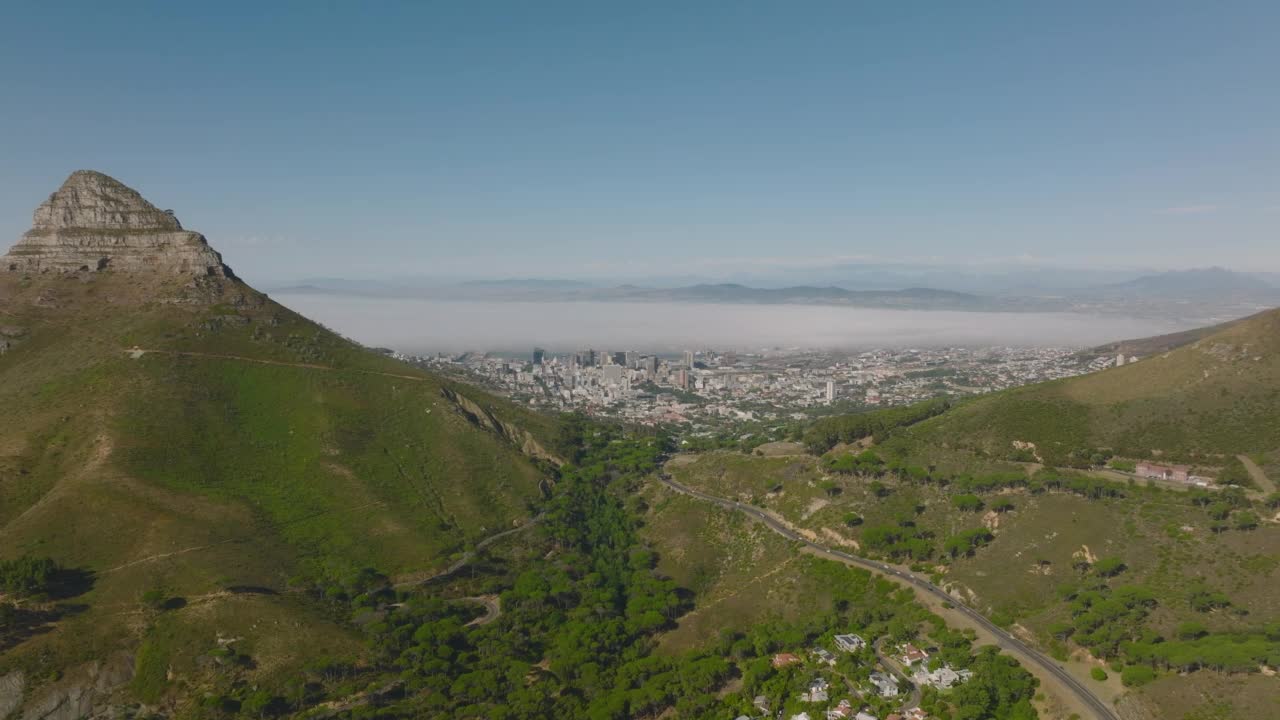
[871,636,922,710]
[461,595,502,626]
[657,473,1117,720]
[394,514,544,588]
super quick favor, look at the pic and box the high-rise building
[683,350,694,368]
[613,351,628,366]
[677,368,690,390]
[825,380,836,405]
[644,356,659,379]
[603,364,623,385]
[532,347,545,365]
[624,351,639,369]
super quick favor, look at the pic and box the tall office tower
[602,364,624,385]
[825,380,836,404]
[532,347,545,365]
[683,350,694,368]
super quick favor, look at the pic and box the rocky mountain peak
[3,170,232,277]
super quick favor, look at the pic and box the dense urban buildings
[406,344,1122,430]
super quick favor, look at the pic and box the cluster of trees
[1185,580,1232,613]
[353,426,742,718]
[860,523,935,561]
[0,555,60,597]
[1215,456,1257,489]
[823,449,886,475]
[1060,583,1158,658]
[823,450,1130,509]
[1187,486,1259,533]
[943,528,995,558]
[857,520,996,563]
[803,398,951,453]
[1124,627,1280,674]
[1046,556,1275,688]
[949,647,1039,720]
[1030,469,1126,499]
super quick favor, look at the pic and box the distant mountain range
[272,268,1279,321]
[1086,266,1280,300]
[573,283,999,309]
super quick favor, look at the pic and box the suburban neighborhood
[736,632,975,720]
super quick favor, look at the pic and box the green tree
[0,555,60,597]
[1232,511,1259,531]
[241,689,284,718]
[1092,557,1126,578]
[1120,665,1156,687]
[1176,621,1208,640]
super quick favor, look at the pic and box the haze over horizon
[275,293,1187,354]
[2,2,1278,286]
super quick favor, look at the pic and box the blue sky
[1,2,1276,283]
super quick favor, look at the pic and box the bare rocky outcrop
[0,326,26,356]
[2,170,232,277]
[16,653,133,720]
[0,671,25,720]
[440,387,562,467]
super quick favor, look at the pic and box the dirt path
[102,501,389,574]
[1237,455,1276,493]
[672,556,798,624]
[126,347,430,382]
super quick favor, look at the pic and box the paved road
[394,514,544,588]
[657,474,1117,720]
[871,636,922,710]
[461,595,502,626]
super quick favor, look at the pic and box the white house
[834,634,867,652]
[869,671,899,698]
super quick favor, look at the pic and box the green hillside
[904,308,1280,466]
[0,271,557,704]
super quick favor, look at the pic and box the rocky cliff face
[440,386,563,467]
[2,171,232,277]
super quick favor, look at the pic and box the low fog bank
[275,294,1187,353]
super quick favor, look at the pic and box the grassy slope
[0,273,554,702]
[907,308,1280,464]
[1086,311,1259,359]
[639,482,811,652]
